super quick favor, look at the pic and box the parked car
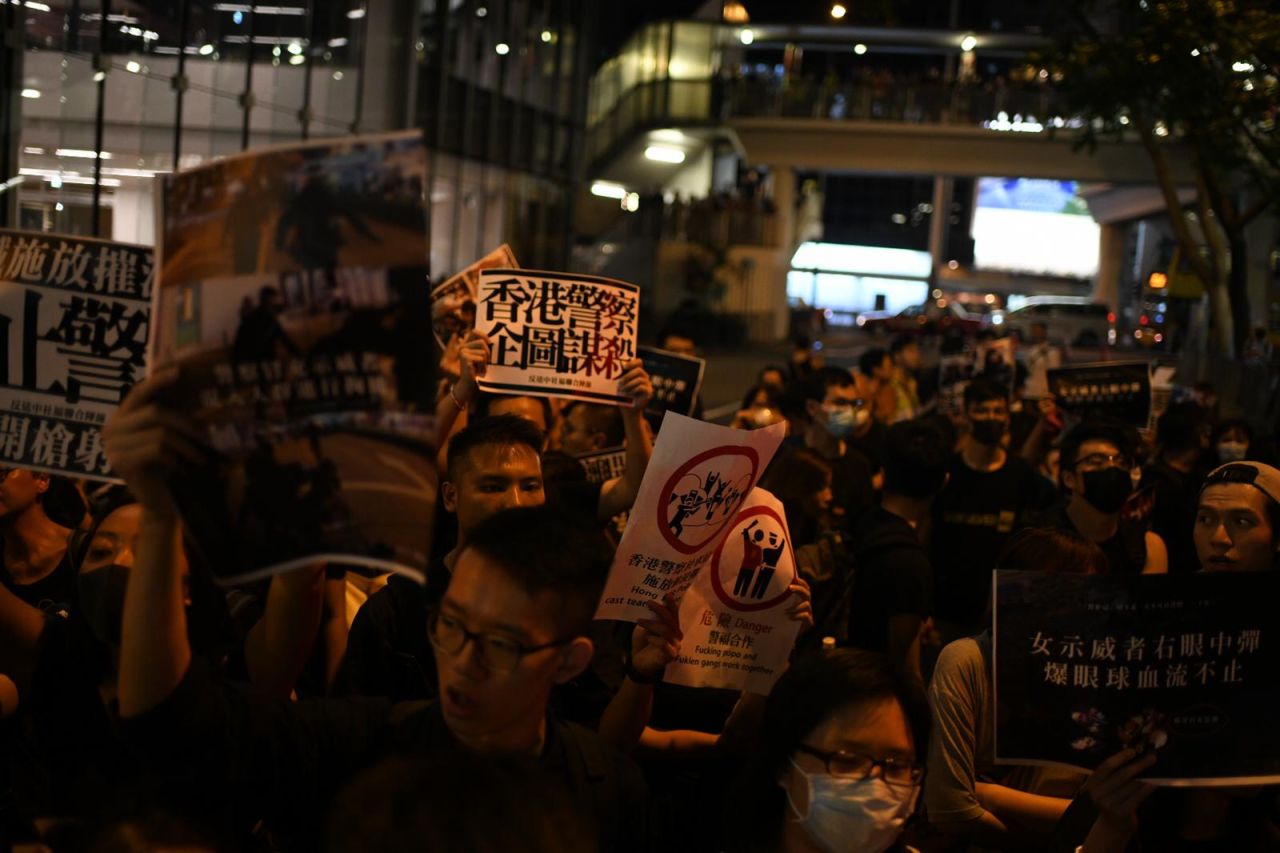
[994,297,1116,347]
[856,299,984,337]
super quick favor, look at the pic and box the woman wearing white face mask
[1211,419,1253,466]
[725,649,929,853]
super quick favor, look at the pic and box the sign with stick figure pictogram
[666,488,804,694]
[596,413,785,622]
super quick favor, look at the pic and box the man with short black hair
[930,379,1057,639]
[338,414,546,701]
[800,366,876,518]
[107,387,650,853]
[560,403,626,457]
[1195,461,1280,573]
[1142,402,1211,575]
[859,347,897,426]
[847,420,949,678]
[1052,419,1167,575]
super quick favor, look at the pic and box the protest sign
[596,413,785,622]
[638,345,705,420]
[431,244,517,376]
[0,231,152,481]
[474,268,639,406]
[938,339,1018,414]
[665,488,802,694]
[936,353,976,415]
[1048,362,1151,429]
[994,569,1280,784]
[152,130,436,585]
[577,446,628,486]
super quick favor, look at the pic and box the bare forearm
[598,678,655,753]
[976,782,1072,837]
[0,581,46,696]
[598,409,652,520]
[244,565,326,697]
[118,510,191,718]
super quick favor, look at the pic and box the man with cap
[1194,461,1280,573]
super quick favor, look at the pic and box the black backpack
[793,528,858,653]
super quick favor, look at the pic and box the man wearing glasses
[113,483,646,850]
[1053,420,1168,575]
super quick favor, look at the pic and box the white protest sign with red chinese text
[665,488,803,694]
[595,413,785,623]
[0,230,152,481]
[474,268,639,406]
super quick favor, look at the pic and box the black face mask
[77,565,129,647]
[1079,468,1134,514]
[970,418,1008,446]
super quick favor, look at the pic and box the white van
[997,297,1116,347]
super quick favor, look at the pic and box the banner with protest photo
[638,345,705,421]
[431,244,517,377]
[665,488,803,694]
[473,268,640,406]
[596,413,785,623]
[994,570,1280,784]
[0,230,151,481]
[1048,362,1152,430]
[152,130,435,585]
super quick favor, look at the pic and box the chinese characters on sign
[0,230,152,480]
[994,569,1280,783]
[596,413,785,623]
[475,269,640,406]
[1048,362,1152,429]
[665,488,804,694]
[638,345,705,422]
[577,446,628,486]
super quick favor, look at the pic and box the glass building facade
[0,0,594,277]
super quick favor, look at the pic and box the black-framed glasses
[795,744,924,788]
[428,610,571,674]
[1074,452,1134,471]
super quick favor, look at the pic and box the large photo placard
[0,230,152,481]
[994,570,1280,784]
[153,130,436,585]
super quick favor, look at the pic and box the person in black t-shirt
[1051,419,1168,575]
[0,467,85,619]
[799,367,877,520]
[105,394,649,853]
[847,420,949,680]
[1141,402,1211,575]
[337,415,547,702]
[929,379,1057,641]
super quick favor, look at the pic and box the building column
[0,8,22,228]
[1093,222,1129,311]
[769,165,796,340]
[928,175,954,283]
[1245,209,1280,330]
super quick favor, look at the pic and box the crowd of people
[1,316,1278,853]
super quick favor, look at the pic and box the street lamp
[830,4,847,20]
[960,34,977,52]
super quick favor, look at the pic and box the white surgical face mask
[783,759,919,853]
[1217,441,1248,463]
